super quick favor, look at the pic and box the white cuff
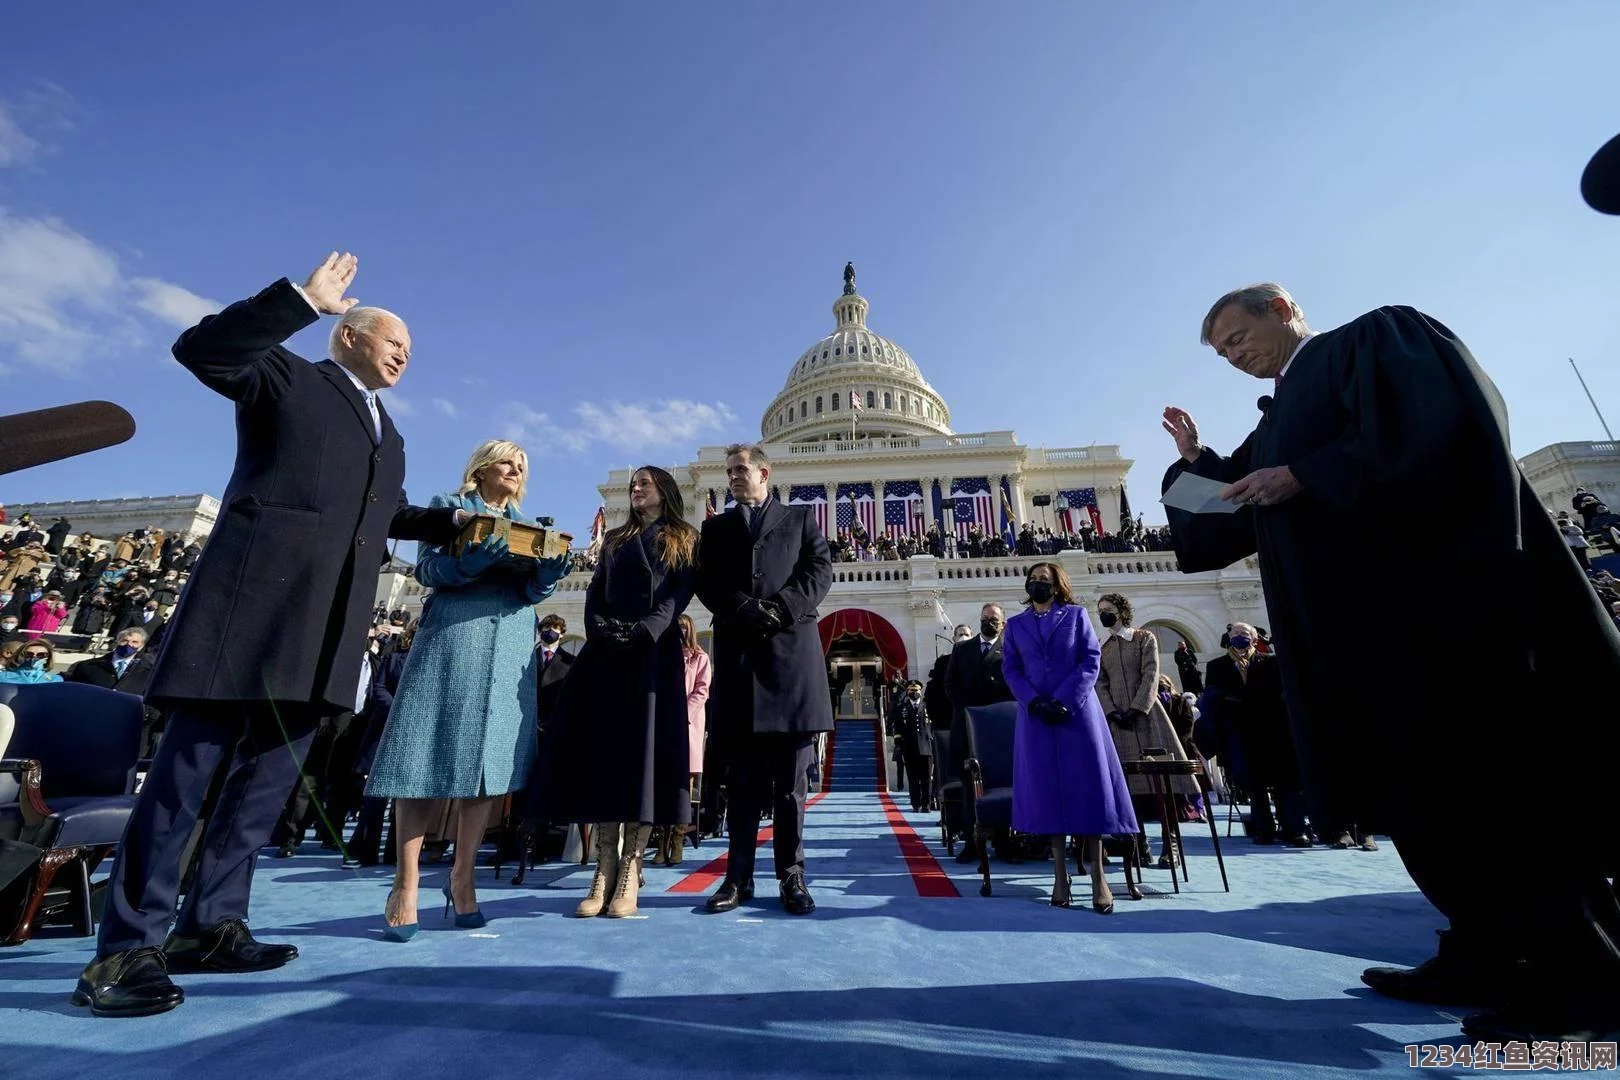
[290,282,321,314]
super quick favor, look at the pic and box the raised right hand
[303,252,360,314]
[1162,406,1202,463]
[457,533,508,577]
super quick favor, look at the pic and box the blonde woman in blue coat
[366,439,569,939]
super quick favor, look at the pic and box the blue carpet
[2,721,1471,1079]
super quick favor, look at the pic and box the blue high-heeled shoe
[443,880,487,929]
[383,887,418,941]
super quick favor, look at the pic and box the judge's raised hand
[1221,466,1302,509]
[1162,406,1201,463]
[302,252,360,315]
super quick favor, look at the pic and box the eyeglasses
[22,652,49,661]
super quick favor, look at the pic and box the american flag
[882,479,924,539]
[704,490,718,518]
[836,481,877,539]
[948,477,994,541]
[849,389,863,411]
[1056,488,1103,534]
[786,484,828,536]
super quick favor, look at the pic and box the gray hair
[1228,621,1257,639]
[1199,283,1307,346]
[329,306,405,360]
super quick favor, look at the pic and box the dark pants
[271,711,354,849]
[1247,785,1308,839]
[97,701,322,956]
[724,733,815,883]
[903,752,932,811]
[1391,801,1620,997]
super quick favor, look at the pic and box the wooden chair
[1121,754,1229,893]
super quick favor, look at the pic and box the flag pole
[1570,358,1615,440]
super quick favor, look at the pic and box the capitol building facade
[542,269,1271,714]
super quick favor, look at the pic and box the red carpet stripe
[667,728,836,894]
[872,720,960,897]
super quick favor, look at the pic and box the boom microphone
[0,401,137,476]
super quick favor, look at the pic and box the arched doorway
[1141,619,1199,693]
[819,608,909,722]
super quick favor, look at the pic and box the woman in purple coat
[1002,562,1138,912]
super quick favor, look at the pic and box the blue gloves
[457,534,508,578]
[525,554,570,603]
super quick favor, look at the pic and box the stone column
[920,476,938,530]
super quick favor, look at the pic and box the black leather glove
[1122,708,1149,727]
[1106,710,1126,727]
[595,617,642,649]
[736,599,784,636]
[1031,696,1070,724]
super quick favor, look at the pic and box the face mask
[1025,580,1053,603]
[23,657,46,671]
[1099,611,1118,628]
[539,629,561,645]
[0,623,15,633]
[908,692,921,701]
[1158,691,1172,705]
[1229,635,1252,651]
[114,643,139,659]
[980,619,1000,638]
[0,595,10,605]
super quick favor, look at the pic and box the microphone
[0,401,137,476]
[1257,395,1273,415]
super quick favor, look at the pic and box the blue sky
[3,2,1619,539]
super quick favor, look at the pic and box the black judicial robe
[1163,306,1620,846]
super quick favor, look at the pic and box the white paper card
[1160,471,1242,515]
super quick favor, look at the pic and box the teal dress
[365,492,552,799]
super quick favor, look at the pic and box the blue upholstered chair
[962,701,1018,898]
[0,681,144,944]
[933,728,966,856]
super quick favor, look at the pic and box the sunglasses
[22,652,49,660]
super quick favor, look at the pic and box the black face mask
[1099,611,1118,628]
[539,629,561,645]
[980,619,1000,639]
[1025,580,1053,604]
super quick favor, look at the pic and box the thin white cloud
[0,209,221,374]
[0,83,76,169]
[379,389,415,417]
[130,277,222,328]
[503,398,738,454]
[432,397,460,419]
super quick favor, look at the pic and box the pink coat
[25,600,67,636]
[684,647,711,774]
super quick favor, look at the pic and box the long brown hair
[603,465,699,570]
[1021,561,1076,606]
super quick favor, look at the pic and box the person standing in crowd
[1092,592,1198,869]
[1173,640,1203,694]
[72,254,466,1018]
[1193,622,1309,846]
[23,589,67,638]
[543,466,697,918]
[661,613,710,866]
[1000,563,1137,912]
[945,605,1014,863]
[1162,279,1620,1042]
[513,613,575,872]
[64,626,163,755]
[695,443,833,916]
[893,679,933,813]
[349,621,417,868]
[366,439,568,939]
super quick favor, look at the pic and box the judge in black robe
[1163,285,1620,1043]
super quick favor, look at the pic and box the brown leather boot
[669,825,685,865]
[605,824,651,918]
[574,823,621,918]
[649,827,667,866]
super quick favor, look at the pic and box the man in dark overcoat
[72,254,464,1017]
[1163,280,1620,1044]
[695,443,833,915]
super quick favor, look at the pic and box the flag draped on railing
[999,476,1018,545]
[835,482,877,539]
[1056,488,1102,534]
[948,477,993,541]
[786,484,829,537]
[882,479,924,539]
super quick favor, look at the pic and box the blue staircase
[828,719,881,793]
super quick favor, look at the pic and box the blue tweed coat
[365,492,545,799]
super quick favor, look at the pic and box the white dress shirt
[1277,332,1320,383]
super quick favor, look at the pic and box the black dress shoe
[1361,954,1517,1006]
[954,844,979,865]
[164,918,299,974]
[72,947,184,1017]
[704,879,754,913]
[780,871,815,916]
[273,840,298,859]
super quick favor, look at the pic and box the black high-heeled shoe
[1092,884,1115,915]
[1051,873,1072,908]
